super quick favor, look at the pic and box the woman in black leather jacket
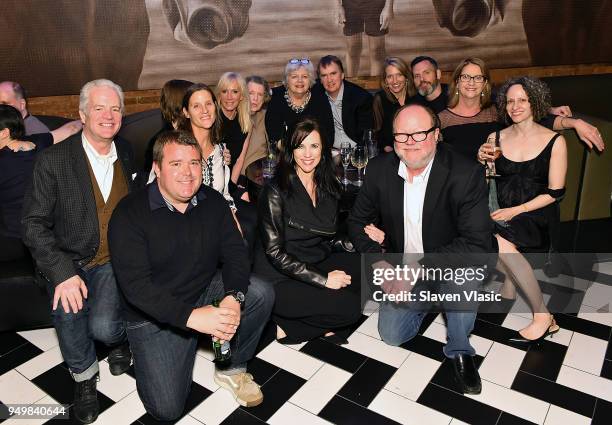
[255,117,361,345]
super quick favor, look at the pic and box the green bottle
[212,300,231,362]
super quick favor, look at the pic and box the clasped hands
[187,295,241,344]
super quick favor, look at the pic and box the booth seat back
[559,115,612,222]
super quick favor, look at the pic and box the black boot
[108,342,132,376]
[73,374,99,424]
[452,354,482,394]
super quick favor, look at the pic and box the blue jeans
[127,273,274,421]
[48,262,126,381]
[378,272,481,358]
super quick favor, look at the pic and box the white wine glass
[351,145,368,187]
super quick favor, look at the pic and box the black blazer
[314,80,373,145]
[22,132,136,286]
[348,143,494,265]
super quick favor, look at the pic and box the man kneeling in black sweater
[109,130,273,421]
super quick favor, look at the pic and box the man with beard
[407,56,448,114]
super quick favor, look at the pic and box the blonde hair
[379,57,416,102]
[215,72,252,134]
[374,57,416,132]
[447,58,492,109]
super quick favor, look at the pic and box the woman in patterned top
[179,83,236,212]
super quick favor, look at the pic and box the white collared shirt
[326,83,356,149]
[398,157,435,254]
[82,134,117,202]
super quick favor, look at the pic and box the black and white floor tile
[1,262,611,425]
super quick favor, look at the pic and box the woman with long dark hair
[177,83,258,253]
[178,83,235,209]
[255,117,361,344]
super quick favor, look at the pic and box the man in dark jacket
[22,79,135,424]
[314,55,373,148]
[348,104,495,395]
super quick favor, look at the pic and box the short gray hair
[283,60,315,88]
[79,79,125,115]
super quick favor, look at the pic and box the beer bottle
[212,300,231,362]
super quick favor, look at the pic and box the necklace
[284,90,311,114]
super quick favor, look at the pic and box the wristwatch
[225,290,245,307]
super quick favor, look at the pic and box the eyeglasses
[289,58,310,65]
[393,127,437,143]
[459,74,486,83]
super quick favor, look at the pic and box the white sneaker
[214,371,264,407]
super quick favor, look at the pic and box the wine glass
[351,145,368,187]
[485,136,501,178]
[339,141,352,186]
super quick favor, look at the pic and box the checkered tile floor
[1,262,611,425]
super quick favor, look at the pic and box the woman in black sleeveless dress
[478,77,567,344]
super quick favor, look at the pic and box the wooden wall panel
[28,65,612,119]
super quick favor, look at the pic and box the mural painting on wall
[1,0,611,97]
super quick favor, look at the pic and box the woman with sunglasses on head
[372,57,416,153]
[255,117,361,345]
[437,58,501,160]
[266,58,334,149]
[477,77,567,344]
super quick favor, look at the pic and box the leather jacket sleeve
[258,185,328,286]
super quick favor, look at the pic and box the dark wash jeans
[378,267,483,358]
[127,272,274,421]
[47,261,126,382]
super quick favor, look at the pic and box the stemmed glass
[363,129,378,159]
[485,136,501,178]
[351,145,368,187]
[339,141,353,186]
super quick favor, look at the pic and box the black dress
[439,106,502,160]
[494,134,560,249]
[220,112,248,170]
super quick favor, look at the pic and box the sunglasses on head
[289,58,310,65]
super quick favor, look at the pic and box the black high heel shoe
[509,317,560,345]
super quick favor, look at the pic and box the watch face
[236,291,245,303]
